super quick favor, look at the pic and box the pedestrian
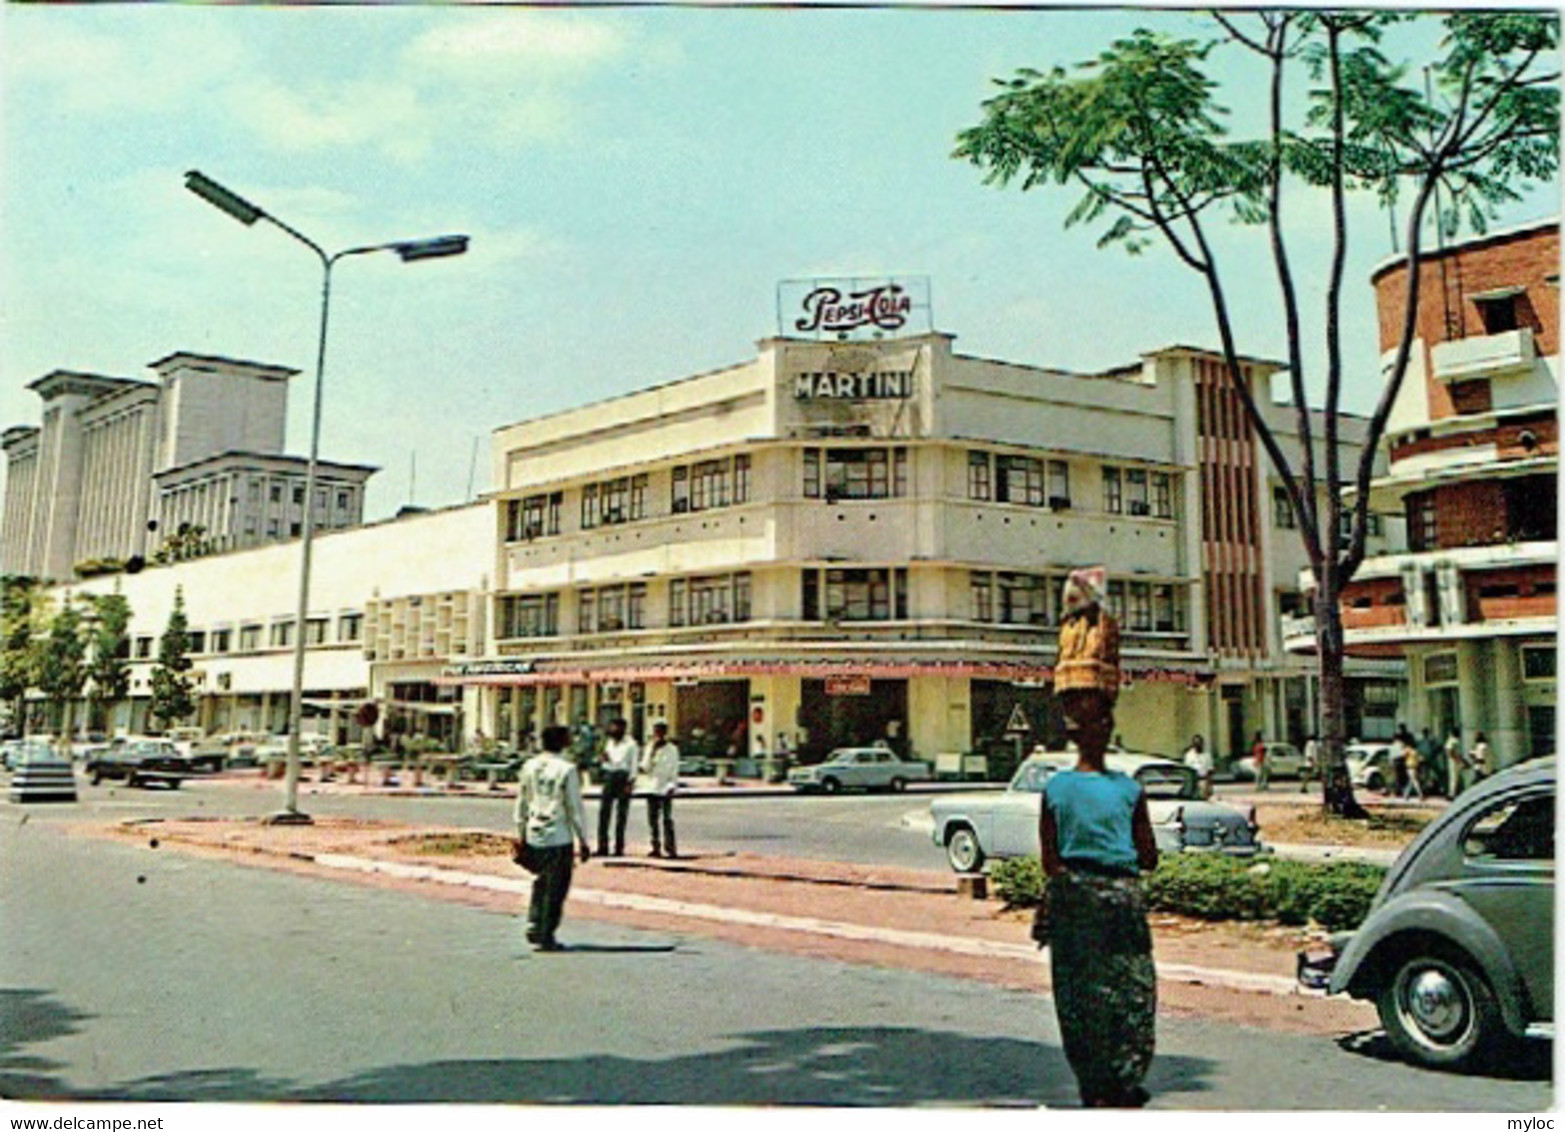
[1390,725,1410,794]
[1042,565,1156,1109]
[1401,735,1425,801]
[640,720,680,858]
[596,717,639,857]
[1299,733,1320,793]
[514,724,591,952]
[1471,731,1494,781]
[1251,732,1270,792]
[1444,728,1468,798]
[1182,734,1212,800]
[1416,727,1441,797]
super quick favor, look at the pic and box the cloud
[226,77,437,163]
[405,12,629,78]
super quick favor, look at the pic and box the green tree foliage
[152,523,216,566]
[84,591,132,733]
[956,11,1558,814]
[0,576,41,731]
[149,587,196,730]
[35,598,88,737]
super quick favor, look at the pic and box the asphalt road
[0,805,1552,1111]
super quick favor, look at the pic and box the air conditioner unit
[1049,497,1072,510]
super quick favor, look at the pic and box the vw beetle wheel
[1377,951,1503,1071]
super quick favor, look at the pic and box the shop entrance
[970,680,1062,781]
[674,680,750,762]
[797,679,908,762]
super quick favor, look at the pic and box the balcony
[1430,328,1535,384]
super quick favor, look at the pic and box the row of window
[969,571,1186,632]
[129,613,364,659]
[1274,485,1387,538]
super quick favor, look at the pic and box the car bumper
[1296,931,1354,991]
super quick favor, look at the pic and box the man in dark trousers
[640,721,680,858]
[596,717,639,857]
[515,725,590,951]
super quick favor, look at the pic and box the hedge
[988,853,1385,933]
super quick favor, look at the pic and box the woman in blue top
[1040,568,1159,1108]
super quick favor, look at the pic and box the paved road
[1,811,1551,1110]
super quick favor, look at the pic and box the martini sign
[778,276,932,342]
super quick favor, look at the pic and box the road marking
[311,852,1308,996]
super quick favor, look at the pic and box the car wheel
[889,777,907,793]
[1376,949,1505,1071]
[90,768,104,785]
[821,777,841,794]
[1366,771,1384,791]
[945,825,985,873]
[125,772,137,788]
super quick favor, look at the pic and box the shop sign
[825,674,872,696]
[778,276,932,342]
[444,658,536,678]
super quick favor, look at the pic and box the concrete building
[1,352,374,581]
[455,313,1399,768]
[1287,220,1558,768]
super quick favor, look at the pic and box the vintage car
[930,753,1267,873]
[1345,740,1397,792]
[85,738,190,788]
[1299,757,1554,1071]
[1029,745,1200,797]
[787,747,933,793]
[1229,741,1307,781]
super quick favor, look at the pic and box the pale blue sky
[2,5,1556,520]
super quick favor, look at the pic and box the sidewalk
[88,812,1376,1039]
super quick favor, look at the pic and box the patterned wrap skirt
[1047,870,1157,1102]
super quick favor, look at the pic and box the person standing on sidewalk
[596,718,639,857]
[1182,735,1212,800]
[1251,732,1270,791]
[515,724,590,952]
[640,721,680,859]
[1445,728,1469,797]
[1401,735,1426,801]
[1042,566,1157,1109]
[1299,733,1320,793]
[1471,732,1494,781]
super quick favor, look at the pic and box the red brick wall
[1372,223,1559,422]
[1390,411,1558,463]
[1434,480,1508,548]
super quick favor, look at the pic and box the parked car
[1345,741,1397,791]
[85,739,190,788]
[1299,758,1554,1071]
[1229,741,1306,781]
[787,747,933,793]
[930,754,1267,873]
[207,731,266,769]
[2,738,56,771]
[1030,746,1200,798]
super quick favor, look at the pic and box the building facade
[2,352,373,581]
[1287,220,1559,768]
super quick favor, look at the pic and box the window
[239,624,262,651]
[995,572,1046,625]
[581,483,600,529]
[690,575,733,624]
[270,622,294,648]
[1153,584,1181,632]
[1274,485,1298,529]
[669,579,687,627]
[733,573,752,622]
[1129,582,1152,630]
[187,631,207,654]
[1126,469,1150,516]
[501,594,559,638]
[293,486,305,505]
[1464,796,1553,861]
[337,614,362,643]
[210,629,232,653]
[996,455,1044,506]
[314,488,327,510]
[578,590,597,635]
[672,466,691,513]
[894,447,908,498]
[734,455,751,504]
[1103,467,1122,514]
[1106,580,1126,622]
[1152,472,1174,519]
[305,618,328,645]
[691,460,730,510]
[1522,645,1556,681]
[289,522,301,537]
[1423,652,1459,685]
[601,477,630,525]
[802,449,821,499]
[629,582,648,628]
[134,636,153,659]
[1407,492,1437,551]
[967,452,992,501]
[824,569,892,621]
[337,490,350,511]
[801,571,819,621]
[268,519,280,538]
[248,480,261,503]
[971,571,994,622]
[825,450,892,500]
[270,484,282,504]
[511,492,561,540]
[1048,461,1071,508]
[629,474,648,521]
[1475,293,1520,334]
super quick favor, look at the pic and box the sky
[1,4,1557,523]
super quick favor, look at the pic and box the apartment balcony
[1430,328,1536,384]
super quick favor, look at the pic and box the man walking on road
[597,717,639,857]
[515,724,591,951]
[1444,728,1469,798]
[641,721,680,859]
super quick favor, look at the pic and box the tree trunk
[1315,578,1369,818]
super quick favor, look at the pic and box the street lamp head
[184,170,264,226]
[389,234,469,262]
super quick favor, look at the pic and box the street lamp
[185,170,468,825]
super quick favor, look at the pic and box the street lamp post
[185,170,468,825]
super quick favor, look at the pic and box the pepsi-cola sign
[778,276,932,341]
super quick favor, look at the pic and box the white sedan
[788,747,933,793]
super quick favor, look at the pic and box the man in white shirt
[515,725,590,951]
[640,721,681,858]
[1182,735,1212,800]
[596,717,640,857]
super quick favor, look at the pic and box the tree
[35,597,88,744]
[0,576,41,734]
[149,588,196,731]
[955,11,1558,815]
[84,591,132,734]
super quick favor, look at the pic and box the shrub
[985,853,1385,932]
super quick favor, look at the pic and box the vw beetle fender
[1329,886,1529,1035]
